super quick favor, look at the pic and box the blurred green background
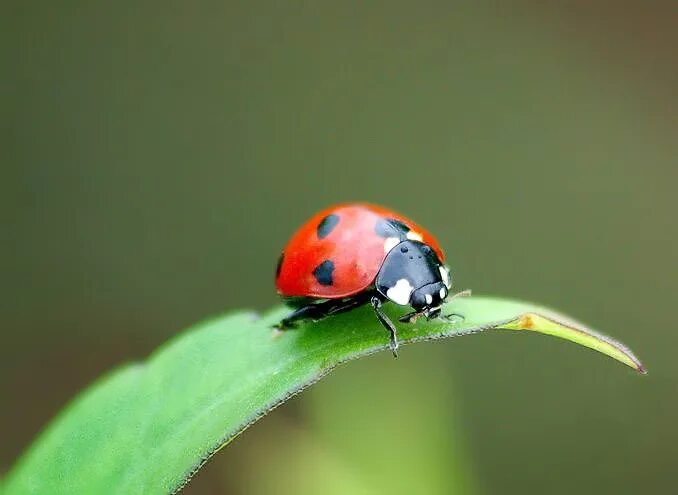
[2,2,676,494]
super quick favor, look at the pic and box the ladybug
[275,203,468,356]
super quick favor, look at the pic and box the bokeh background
[3,2,677,494]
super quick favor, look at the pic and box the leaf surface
[4,296,644,494]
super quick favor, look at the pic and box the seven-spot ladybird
[275,203,468,356]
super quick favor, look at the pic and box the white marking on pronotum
[386,279,414,305]
[439,265,451,288]
[383,237,400,253]
[440,287,447,299]
[406,230,423,242]
[425,294,433,305]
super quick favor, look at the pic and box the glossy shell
[275,203,445,299]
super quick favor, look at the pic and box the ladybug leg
[441,289,472,322]
[404,307,447,322]
[275,296,369,330]
[324,296,370,317]
[398,310,423,323]
[275,305,325,330]
[403,307,464,324]
[370,296,399,358]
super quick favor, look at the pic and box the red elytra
[275,203,445,299]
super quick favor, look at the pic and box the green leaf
[3,296,644,494]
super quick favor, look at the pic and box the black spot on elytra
[312,260,334,286]
[317,214,340,239]
[375,217,410,238]
[275,252,284,278]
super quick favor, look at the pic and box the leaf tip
[501,312,646,374]
[634,361,648,375]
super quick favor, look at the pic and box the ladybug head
[375,240,452,310]
[410,281,448,311]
